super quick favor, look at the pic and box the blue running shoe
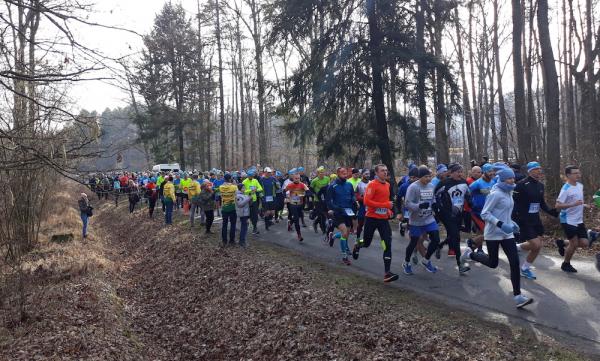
[403,262,414,275]
[514,294,534,309]
[421,259,437,273]
[521,268,537,280]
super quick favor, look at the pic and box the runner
[199,182,216,234]
[285,173,309,242]
[327,167,356,265]
[431,164,448,187]
[219,174,238,246]
[434,163,471,274]
[512,162,559,279]
[351,164,398,282]
[355,169,370,240]
[275,171,285,222]
[348,168,361,191]
[260,167,279,230]
[461,167,534,308]
[402,166,441,275]
[242,169,264,235]
[467,163,496,254]
[555,165,597,273]
[309,166,330,234]
[163,176,175,225]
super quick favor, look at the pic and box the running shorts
[561,223,587,240]
[409,222,439,238]
[516,220,544,241]
[333,214,353,228]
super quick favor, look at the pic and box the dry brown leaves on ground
[0,192,589,360]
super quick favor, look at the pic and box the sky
[72,0,172,112]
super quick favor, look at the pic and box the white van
[152,163,181,173]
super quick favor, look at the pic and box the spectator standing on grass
[78,193,92,239]
[198,182,216,234]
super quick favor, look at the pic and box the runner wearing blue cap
[431,164,448,187]
[512,161,559,279]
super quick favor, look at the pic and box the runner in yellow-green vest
[242,169,263,235]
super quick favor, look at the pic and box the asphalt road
[240,216,600,356]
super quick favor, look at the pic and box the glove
[512,222,520,234]
[497,221,514,234]
[419,202,429,209]
[548,208,559,218]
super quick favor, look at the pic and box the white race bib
[528,203,540,213]
[265,196,274,202]
[375,207,388,215]
[344,208,355,216]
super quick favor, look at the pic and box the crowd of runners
[84,161,600,309]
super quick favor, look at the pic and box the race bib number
[419,209,432,218]
[420,190,434,201]
[291,195,301,203]
[403,210,410,218]
[529,203,540,213]
[375,208,388,215]
[344,208,355,216]
[265,196,274,202]
[480,188,490,195]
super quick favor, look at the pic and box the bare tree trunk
[537,0,560,192]
[215,0,226,170]
[493,0,509,161]
[367,0,396,183]
[416,0,428,163]
[512,0,530,161]
[469,1,483,159]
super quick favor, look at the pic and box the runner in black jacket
[512,162,559,280]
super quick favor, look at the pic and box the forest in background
[120,0,600,195]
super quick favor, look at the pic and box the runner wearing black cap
[434,163,471,274]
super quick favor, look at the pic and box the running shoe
[313,220,319,234]
[448,248,456,257]
[403,262,414,275]
[435,247,441,260]
[458,264,470,275]
[287,221,292,232]
[421,259,438,273]
[411,252,419,265]
[521,268,537,280]
[302,222,307,228]
[561,262,577,273]
[252,229,260,235]
[384,272,399,282]
[399,223,406,237]
[556,239,565,257]
[352,243,360,260]
[298,237,303,243]
[342,257,351,266]
[514,294,534,309]
[460,248,472,264]
[588,230,598,248]
[328,232,334,247]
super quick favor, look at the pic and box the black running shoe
[400,223,406,237]
[313,220,319,233]
[352,243,360,260]
[435,247,441,260]
[561,262,577,273]
[556,239,565,257]
[328,232,335,247]
[384,272,399,283]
